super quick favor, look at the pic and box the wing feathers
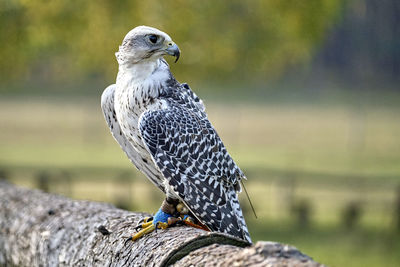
[139,101,251,242]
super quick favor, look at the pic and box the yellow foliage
[0,0,344,84]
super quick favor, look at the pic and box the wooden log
[0,181,324,266]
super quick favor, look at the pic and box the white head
[116,26,180,66]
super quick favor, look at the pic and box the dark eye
[149,34,158,44]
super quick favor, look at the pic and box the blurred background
[1,0,400,266]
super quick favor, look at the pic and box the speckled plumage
[101,26,251,243]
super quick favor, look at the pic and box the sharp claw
[138,216,153,225]
[127,210,176,242]
[144,216,153,223]
[124,236,133,246]
[134,220,153,232]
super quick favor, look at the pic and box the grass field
[1,93,400,266]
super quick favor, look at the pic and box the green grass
[249,220,400,267]
[1,96,400,175]
[1,95,400,266]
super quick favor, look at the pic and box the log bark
[0,181,324,266]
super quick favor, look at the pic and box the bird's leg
[129,197,179,242]
[133,216,154,232]
[167,202,209,232]
[128,199,209,242]
[181,215,209,231]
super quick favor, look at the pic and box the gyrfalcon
[101,26,251,243]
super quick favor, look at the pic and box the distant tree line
[312,0,400,86]
[0,0,343,89]
[2,0,398,91]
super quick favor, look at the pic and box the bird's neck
[117,58,170,87]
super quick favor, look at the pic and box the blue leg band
[153,209,173,225]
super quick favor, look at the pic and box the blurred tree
[0,0,344,90]
[341,202,362,230]
[396,186,400,232]
[291,198,312,229]
[0,168,9,181]
[36,170,50,192]
[312,0,400,86]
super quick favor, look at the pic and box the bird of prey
[101,26,251,243]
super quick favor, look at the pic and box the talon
[127,201,184,242]
[124,236,133,246]
[131,224,156,242]
[134,220,153,231]
[143,216,153,223]
[138,216,153,225]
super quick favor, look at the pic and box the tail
[229,191,252,243]
[178,181,252,243]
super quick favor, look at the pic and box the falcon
[101,26,251,243]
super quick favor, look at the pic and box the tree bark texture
[0,181,324,266]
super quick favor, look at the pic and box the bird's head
[116,26,180,66]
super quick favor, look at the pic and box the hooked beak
[165,42,180,63]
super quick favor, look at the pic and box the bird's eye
[148,35,158,44]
